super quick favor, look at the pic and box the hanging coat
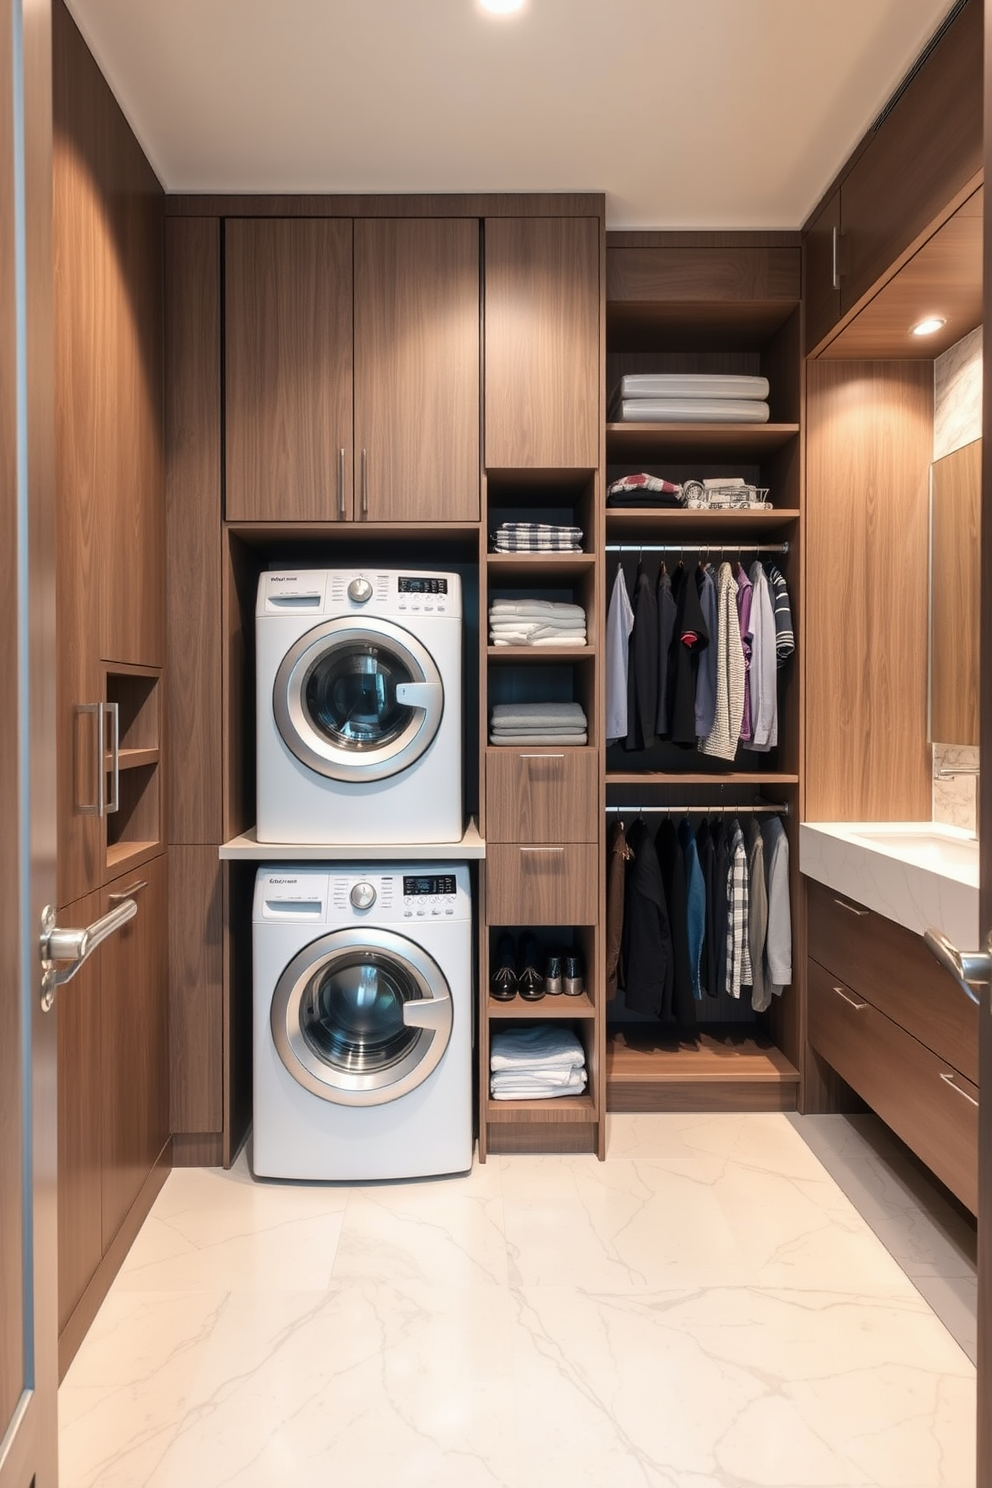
[656,818,697,1026]
[621,818,675,1019]
[624,561,659,751]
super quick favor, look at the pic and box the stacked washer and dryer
[251,569,473,1181]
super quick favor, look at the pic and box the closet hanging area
[602,232,804,1114]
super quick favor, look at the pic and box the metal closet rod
[606,802,790,816]
[605,541,789,555]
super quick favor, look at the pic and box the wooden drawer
[486,844,598,926]
[806,877,979,1084]
[808,957,978,1213]
[486,748,598,843]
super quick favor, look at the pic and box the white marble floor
[58,1113,976,1488]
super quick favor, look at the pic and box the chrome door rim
[270,926,453,1106]
[273,616,444,782]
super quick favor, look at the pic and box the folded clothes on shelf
[606,472,684,508]
[613,373,770,402]
[489,701,588,745]
[489,598,586,647]
[613,397,770,424]
[489,1024,587,1100]
[491,522,583,553]
[609,373,772,425]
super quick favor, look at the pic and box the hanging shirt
[743,561,777,752]
[699,562,745,762]
[761,815,792,997]
[679,817,706,1001]
[735,564,754,743]
[655,563,678,736]
[766,562,795,667]
[696,818,718,998]
[605,564,635,744]
[621,819,674,1019]
[725,818,753,1000]
[744,818,770,1012]
[625,562,659,751]
[656,818,697,1025]
[606,820,634,1001]
[668,560,710,747]
[694,564,718,743]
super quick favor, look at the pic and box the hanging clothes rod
[605,801,790,817]
[605,542,789,555]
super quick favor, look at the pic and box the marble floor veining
[58,1113,977,1488]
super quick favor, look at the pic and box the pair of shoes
[562,952,585,997]
[488,932,546,1002]
[517,933,545,1001]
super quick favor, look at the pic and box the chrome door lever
[923,927,992,1008]
[39,898,138,1011]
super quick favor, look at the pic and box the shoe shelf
[486,1093,598,1123]
[486,553,596,580]
[488,992,596,1019]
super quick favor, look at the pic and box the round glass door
[271,928,453,1106]
[274,617,444,782]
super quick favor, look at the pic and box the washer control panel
[402,872,458,919]
[255,865,471,925]
[349,881,377,910]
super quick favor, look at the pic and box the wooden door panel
[486,844,598,925]
[803,190,841,353]
[485,748,598,843]
[100,854,170,1251]
[355,218,480,522]
[225,218,354,522]
[485,217,600,470]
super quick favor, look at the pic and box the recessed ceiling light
[911,316,947,337]
[478,0,526,14]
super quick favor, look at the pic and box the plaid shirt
[725,820,753,998]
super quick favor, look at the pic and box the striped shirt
[725,820,752,999]
[766,562,794,667]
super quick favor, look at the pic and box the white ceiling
[66,0,956,229]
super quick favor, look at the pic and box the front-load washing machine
[252,863,473,1181]
[255,568,462,844]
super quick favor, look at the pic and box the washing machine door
[270,927,454,1106]
[273,616,444,782]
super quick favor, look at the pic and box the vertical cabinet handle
[831,224,839,290]
[105,702,120,815]
[361,448,369,518]
[76,702,105,818]
[337,448,346,518]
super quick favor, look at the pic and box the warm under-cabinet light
[911,316,947,336]
[478,0,526,13]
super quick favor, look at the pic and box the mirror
[930,437,980,745]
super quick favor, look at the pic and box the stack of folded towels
[489,701,587,745]
[490,1025,587,1100]
[491,521,583,553]
[610,372,771,424]
[489,598,587,647]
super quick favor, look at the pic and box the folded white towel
[490,1025,586,1070]
[491,1065,585,1091]
[492,637,587,648]
[614,373,770,401]
[489,614,587,630]
[490,724,588,735]
[490,1072,588,1100]
[614,397,770,424]
[490,598,585,615]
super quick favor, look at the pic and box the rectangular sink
[847,826,979,883]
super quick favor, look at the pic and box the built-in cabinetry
[806,880,978,1212]
[52,0,169,1374]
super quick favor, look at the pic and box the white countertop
[219,818,486,861]
[799,820,980,949]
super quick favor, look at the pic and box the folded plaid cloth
[497,523,583,535]
[493,540,583,552]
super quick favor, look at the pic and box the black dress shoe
[543,951,563,995]
[518,933,545,1001]
[563,952,585,997]
[490,932,518,1001]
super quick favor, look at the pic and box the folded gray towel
[490,702,587,728]
[489,732,588,745]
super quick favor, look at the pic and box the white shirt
[605,564,634,744]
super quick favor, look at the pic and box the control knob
[350,881,376,910]
[347,576,373,604]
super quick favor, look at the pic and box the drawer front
[808,957,978,1213]
[486,844,598,926]
[485,749,598,844]
[806,877,979,1084]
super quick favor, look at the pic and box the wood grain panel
[225,218,354,522]
[607,1030,799,1113]
[607,246,800,306]
[808,958,978,1212]
[166,218,223,843]
[806,878,979,1084]
[57,887,103,1333]
[100,855,170,1251]
[485,217,600,470]
[355,218,480,521]
[840,0,982,319]
[168,192,605,220]
[931,436,980,745]
[170,847,224,1134]
[803,190,842,354]
[805,360,932,821]
[485,843,597,925]
[485,748,597,843]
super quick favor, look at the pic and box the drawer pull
[833,897,869,918]
[520,753,565,760]
[939,1072,979,1108]
[108,880,148,902]
[831,985,868,1011]
[520,846,565,854]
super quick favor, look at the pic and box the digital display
[398,577,448,595]
[403,875,456,897]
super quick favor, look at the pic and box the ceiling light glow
[911,316,947,337]
[478,0,526,14]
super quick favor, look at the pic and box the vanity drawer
[808,957,978,1213]
[486,844,598,925]
[485,748,598,843]
[806,877,978,1084]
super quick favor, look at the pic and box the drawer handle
[831,985,868,1011]
[520,846,564,854]
[833,897,869,918]
[939,1072,979,1108]
[520,753,564,760]
[108,880,148,902]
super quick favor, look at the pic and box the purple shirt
[735,564,753,742]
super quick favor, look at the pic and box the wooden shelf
[487,553,595,579]
[606,422,799,462]
[106,840,159,873]
[486,1093,596,1122]
[606,508,799,541]
[606,771,798,787]
[607,1028,800,1113]
[488,993,595,1019]
[105,747,160,772]
[219,817,486,860]
[487,646,595,660]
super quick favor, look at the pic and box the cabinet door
[803,191,841,354]
[100,854,169,1251]
[486,748,598,843]
[485,217,600,470]
[355,218,480,522]
[225,218,354,522]
[57,887,104,1334]
[486,844,598,925]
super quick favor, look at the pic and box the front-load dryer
[256,568,462,844]
[252,864,473,1181]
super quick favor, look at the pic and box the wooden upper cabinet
[354,218,480,522]
[803,190,841,354]
[225,218,355,522]
[484,216,600,470]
